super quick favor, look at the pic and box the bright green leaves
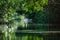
[22,3,28,12]
[0,0,20,22]
[3,8,16,22]
[0,0,48,19]
[34,1,43,11]
[40,0,48,6]
[19,0,48,13]
[34,0,48,11]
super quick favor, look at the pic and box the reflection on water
[0,33,60,40]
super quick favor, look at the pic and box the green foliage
[0,0,48,22]
[0,0,48,40]
[18,0,48,13]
